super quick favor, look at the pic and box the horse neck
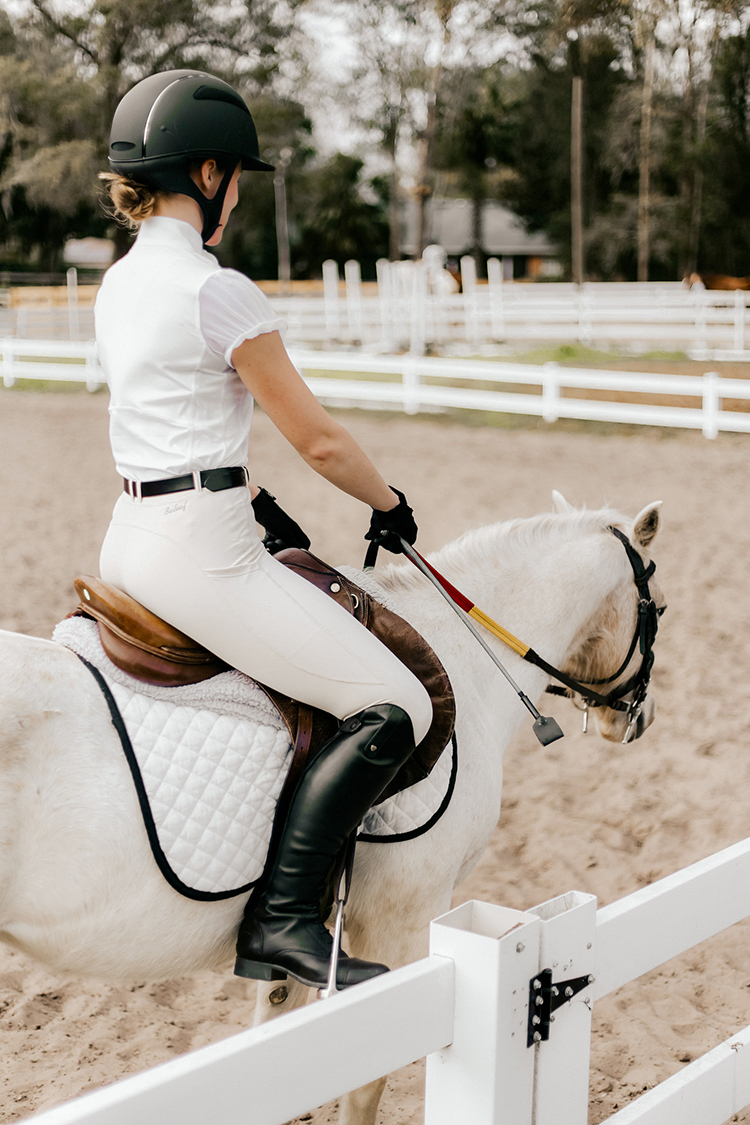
[429,520,623,669]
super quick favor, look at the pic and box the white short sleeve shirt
[94,217,284,481]
[199,269,284,367]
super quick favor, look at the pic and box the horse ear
[633,502,662,549]
[551,490,574,513]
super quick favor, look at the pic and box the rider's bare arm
[233,332,398,511]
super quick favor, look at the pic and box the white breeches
[99,486,433,744]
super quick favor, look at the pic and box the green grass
[494,343,690,366]
[1,378,103,393]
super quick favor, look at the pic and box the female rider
[95,70,433,991]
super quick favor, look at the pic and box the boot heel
[234,956,288,982]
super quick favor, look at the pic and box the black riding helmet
[108,70,274,244]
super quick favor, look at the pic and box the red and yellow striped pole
[407,548,530,659]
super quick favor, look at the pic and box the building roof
[401,198,557,257]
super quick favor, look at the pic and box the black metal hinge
[527,967,594,1046]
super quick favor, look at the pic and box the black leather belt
[123,467,248,498]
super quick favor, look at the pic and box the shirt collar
[136,216,207,254]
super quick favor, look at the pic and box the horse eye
[657,605,667,617]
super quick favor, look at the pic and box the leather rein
[384,525,660,743]
[541,527,660,739]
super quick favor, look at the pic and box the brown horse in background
[688,271,750,290]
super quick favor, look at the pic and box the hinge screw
[533,1031,542,1043]
[588,975,595,984]
[532,1015,540,1025]
[532,979,541,990]
[535,996,543,1006]
[565,986,573,997]
[551,985,559,997]
[368,744,378,753]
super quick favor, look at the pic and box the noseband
[542,526,660,739]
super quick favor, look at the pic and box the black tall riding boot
[234,703,415,989]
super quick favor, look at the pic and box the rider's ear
[551,490,574,513]
[633,501,663,548]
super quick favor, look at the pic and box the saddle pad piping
[358,734,458,845]
[77,653,258,902]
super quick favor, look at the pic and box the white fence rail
[5,263,750,357]
[3,339,749,440]
[270,261,750,357]
[0,338,100,390]
[25,834,750,1125]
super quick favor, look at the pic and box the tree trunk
[389,163,401,261]
[571,75,584,286]
[686,80,709,277]
[637,34,655,282]
[415,8,451,259]
[471,180,485,276]
[678,51,694,279]
[415,86,440,258]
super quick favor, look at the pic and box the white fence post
[577,288,593,347]
[693,291,707,354]
[376,258,394,352]
[542,362,560,423]
[409,262,428,358]
[66,266,79,341]
[344,259,363,343]
[322,259,340,342]
[2,337,15,387]
[487,257,505,340]
[530,892,597,1125]
[734,289,745,353]
[402,353,421,415]
[426,899,541,1125]
[85,341,100,392]
[702,370,720,440]
[461,255,479,349]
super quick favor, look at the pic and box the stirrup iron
[319,834,356,1000]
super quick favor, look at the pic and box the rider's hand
[252,487,311,555]
[364,488,418,556]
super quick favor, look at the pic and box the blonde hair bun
[99,172,157,229]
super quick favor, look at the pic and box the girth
[71,549,455,803]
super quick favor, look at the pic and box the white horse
[0,495,663,1124]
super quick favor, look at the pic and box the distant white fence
[270,259,750,358]
[25,834,750,1125]
[3,339,749,440]
[6,261,750,357]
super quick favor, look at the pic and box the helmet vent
[193,85,247,111]
[111,141,136,151]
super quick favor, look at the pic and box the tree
[294,152,389,277]
[0,0,299,269]
[433,66,516,273]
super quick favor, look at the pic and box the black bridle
[541,526,661,740]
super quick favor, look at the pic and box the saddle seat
[71,549,455,802]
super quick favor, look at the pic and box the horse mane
[376,505,629,594]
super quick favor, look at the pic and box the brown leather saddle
[71,549,455,804]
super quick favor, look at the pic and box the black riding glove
[251,487,311,555]
[364,488,418,556]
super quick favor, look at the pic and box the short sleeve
[198,269,286,367]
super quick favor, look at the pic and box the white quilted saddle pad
[53,613,456,900]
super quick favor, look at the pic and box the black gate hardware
[527,968,594,1046]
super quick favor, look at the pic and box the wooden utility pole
[273,147,293,296]
[571,75,584,286]
[637,34,655,282]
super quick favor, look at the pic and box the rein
[379,526,660,745]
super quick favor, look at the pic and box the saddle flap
[73,576,221,667]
